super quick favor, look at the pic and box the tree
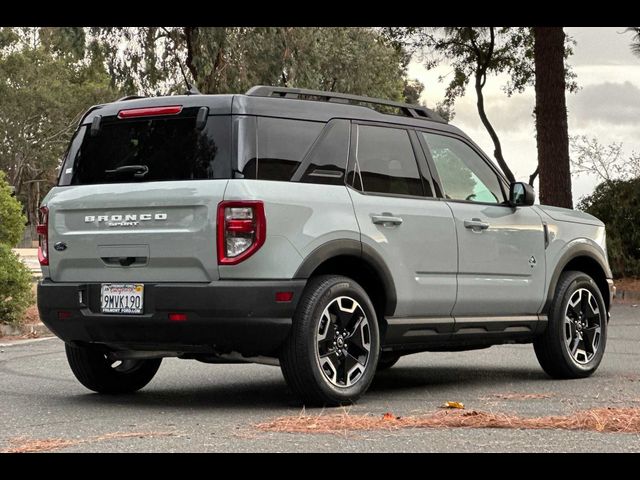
[570,136,640,184]
[0,170,32,325]
[627,27,640,58]
[92,27,409,101]
[533,27,573,208]
[385,27,576,195]
[0,170,26,246]
[386,27,539,183]
[0,28,120,229]
[578,178,640,277]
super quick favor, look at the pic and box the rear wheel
[534,271,607,379]
[376,353,400,371]
[280,275,380,406]
[65,343,162,394]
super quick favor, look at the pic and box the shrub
[0,170,33,325]
[577,178,640,277]
[0,244,33,325]
[0,170,27,246]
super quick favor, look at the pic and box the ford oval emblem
[54,242,67,252]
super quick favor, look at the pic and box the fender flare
[543,241,612,313]
[294,239,397,316]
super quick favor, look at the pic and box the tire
[280,275,380,406]
[376,353,400,371]
[65,343,162,394]
[534,270,607,379]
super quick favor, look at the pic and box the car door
[347,122,458,331]
[418,131,546,318]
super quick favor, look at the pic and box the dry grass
[256,408,640,435]
[22,304,40,325]
[481,392,554,401]
[613,278,640,293]
[2,431,175,453]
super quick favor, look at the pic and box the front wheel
[65,343,162,394]
[534,271,607,379]
[280,275,380,406]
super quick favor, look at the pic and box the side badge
[54,242,67,252]
[529,255,537,268]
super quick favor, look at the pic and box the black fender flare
[294,239,397,316]
[543,242,612,313]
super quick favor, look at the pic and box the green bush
[0,244,33,325]
[577,178,640,277]
[0,170,27,246]
[0,170,33,325]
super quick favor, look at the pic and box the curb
[613,290,640,303]
[0,322,51,339]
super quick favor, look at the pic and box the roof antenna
[174,50,200,95]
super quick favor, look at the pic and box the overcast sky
[408,27,640,204]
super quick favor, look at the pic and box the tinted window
[240,117,324,181]
[299,120,349,185]
[421,132,505,204]
[60,112,229,185]
[353,125,423,196]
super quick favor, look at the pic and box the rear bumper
[37,279,306,356]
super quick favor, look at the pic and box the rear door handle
[372,214,403,227]
[464,218,490,231]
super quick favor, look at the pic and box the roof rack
[245,85,445,123]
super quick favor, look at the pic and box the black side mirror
[509,182,535,207]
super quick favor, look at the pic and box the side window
[421,132,505,204]
[240,117,324,181]
[353,125,424,197]
[299,120,350,186]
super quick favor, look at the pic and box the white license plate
[100,284,144,314]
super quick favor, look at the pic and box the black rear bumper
[37,279,306,356]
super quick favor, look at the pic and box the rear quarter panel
[220,180,359,279]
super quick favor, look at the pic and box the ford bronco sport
[37,86,615,406]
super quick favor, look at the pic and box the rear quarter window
[238,117,324,181]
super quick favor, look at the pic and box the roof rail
[245,85,446,123]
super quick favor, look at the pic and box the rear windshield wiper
[105,165,149,179]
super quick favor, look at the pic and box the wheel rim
[564,288,603,365]
[315,296,371,388]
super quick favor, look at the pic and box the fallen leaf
[382,412,396,421]
[442,401,465,409]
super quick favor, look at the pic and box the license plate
[100,284,144,314]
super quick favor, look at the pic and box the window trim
[415,128,511,206]
[346,120,434,200]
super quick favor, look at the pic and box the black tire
[280,275,380,406]
[534,270,607,379]
[65,343,162,394]
[376,353,400,371]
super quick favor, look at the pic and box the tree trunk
[534,27,573,208]
[475,73,515,184]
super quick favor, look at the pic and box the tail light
[217,201,266,265]
[37,206,49,266]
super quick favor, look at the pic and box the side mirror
[509,182,535,207]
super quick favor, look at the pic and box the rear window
[59,110,230,185]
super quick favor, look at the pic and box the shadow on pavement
[65,364,548,410]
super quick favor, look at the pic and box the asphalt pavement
[1,305,639,452]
